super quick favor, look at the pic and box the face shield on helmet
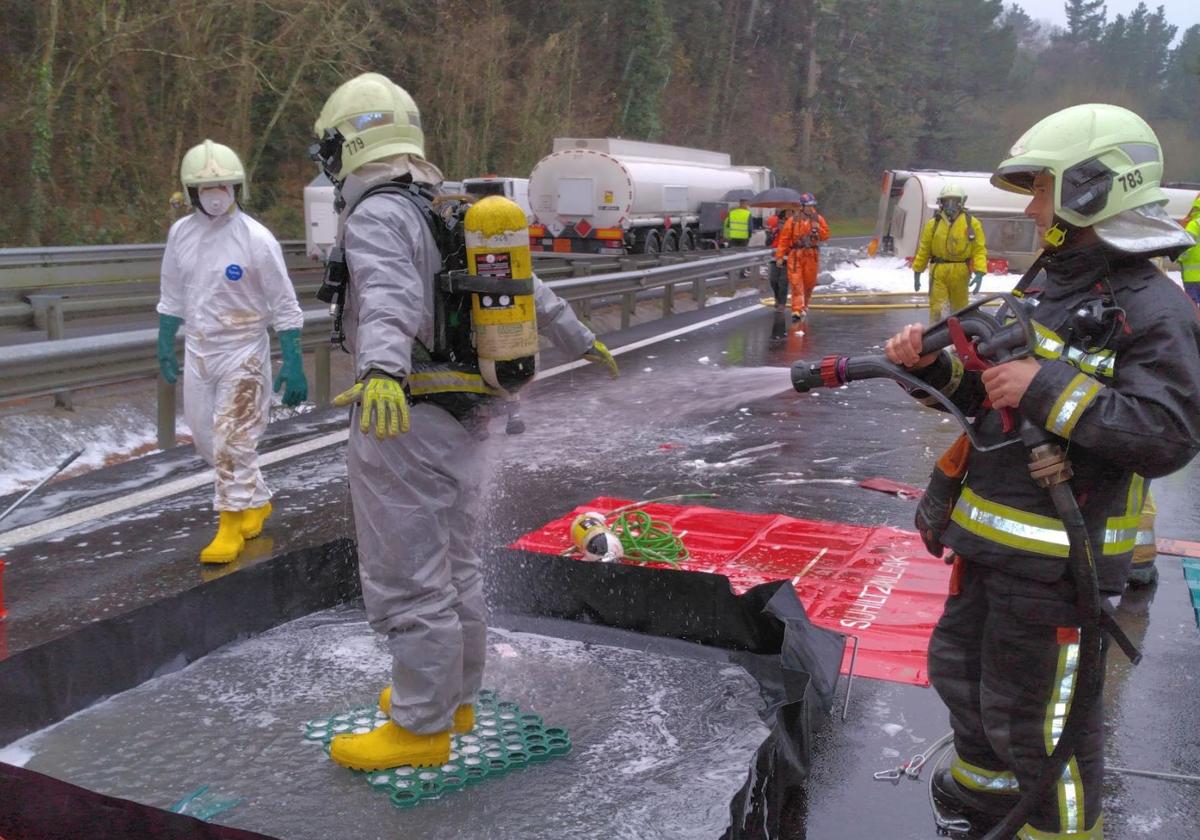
[311,73,426,185]
[937,184,967,220]
[938,197,963,220]
[991,104,1192,255]
[800,193,817,214]
[180,140,247,216]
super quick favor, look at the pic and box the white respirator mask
[199,186,236,217]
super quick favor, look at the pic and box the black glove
[915,465,960,560]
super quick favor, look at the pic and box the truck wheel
[640,230,661,254]
[678,229,695,251]
[663,229,678,252]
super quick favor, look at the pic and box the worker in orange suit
[773,193,830,321]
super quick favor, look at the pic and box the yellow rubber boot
[379,686,474,733]
[330,722,450,771]
[199,511,246,564]
[239,502,272,539]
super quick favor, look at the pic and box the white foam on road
[824,254,1185,294]
[0,304,762,549]
[824,255,1023,294]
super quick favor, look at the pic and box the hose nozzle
[792,356,848,392]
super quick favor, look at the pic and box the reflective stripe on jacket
[908,247,1200,592]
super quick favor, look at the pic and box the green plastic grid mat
[1184,558,1200,629]
[302,689,571,807]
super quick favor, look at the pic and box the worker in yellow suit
[912,183,988,321]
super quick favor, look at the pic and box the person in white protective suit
[309,72,619,772]
[157,139,308,564]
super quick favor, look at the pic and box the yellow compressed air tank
[463,195,539,392]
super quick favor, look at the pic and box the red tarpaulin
[511,497,952,687]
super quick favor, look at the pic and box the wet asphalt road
[2,297,1198,838]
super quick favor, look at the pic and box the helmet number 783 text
[1117,169,1144,191]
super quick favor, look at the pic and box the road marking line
[0,302,761,549]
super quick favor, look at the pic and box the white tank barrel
[529,146,755,233]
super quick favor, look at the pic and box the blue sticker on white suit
[225,264,244,281]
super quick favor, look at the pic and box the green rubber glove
[583,339,619,378]
[157,314,183,384]
[913,271,922,292]
[334,371,409,439]
[273,329,308,407]
[971,272,985,293]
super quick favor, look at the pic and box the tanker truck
[527,138,771,254]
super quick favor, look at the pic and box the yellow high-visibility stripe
[950,475,1145,557]
[1032,322,1116,377]
[1046,373,1102,438]
[1041,640,1085,834]
[917,353,965,407]
[952,487,1072,556]
[951,756,1019,794]
[407,369,498,396]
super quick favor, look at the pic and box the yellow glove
[333,372,410,439]
[582,339,619,378]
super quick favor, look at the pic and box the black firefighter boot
[931,768,1018,835]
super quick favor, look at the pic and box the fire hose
[791,294,1134,839]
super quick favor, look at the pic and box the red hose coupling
[819,356,843,388]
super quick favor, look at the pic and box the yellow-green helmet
[180,139,247,203]
[992,104,1165,229]
[938,183,967,201]
[311,72,425,182]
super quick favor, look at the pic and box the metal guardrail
[0,241,312,293]
[0,244,732,336]
[0,248,772,447]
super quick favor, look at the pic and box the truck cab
[462,177,533,224]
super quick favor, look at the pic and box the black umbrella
[750,187,805,209]
[723,188,756,202]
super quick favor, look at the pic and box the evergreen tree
[1061,0,1107,45]
[614,0,675,140]
[1162,24,1200,119]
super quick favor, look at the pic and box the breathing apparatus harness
[791,268,1140,839]
[316,180,461,352]
[316,180,539,432]
[928,208,977,266]
[788,210,823,251]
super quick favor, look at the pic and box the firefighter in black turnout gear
[885,104,1200,839]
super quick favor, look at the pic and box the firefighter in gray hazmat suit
[310,72,618,771]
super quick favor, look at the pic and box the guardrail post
[157,376,176,450]
[315,343,332,406]
[621,292,636,329]
[693,277,706,309]
[663,282,675,316]
[726,269,740,297]
[28,294,72,409]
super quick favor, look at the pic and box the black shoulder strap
[343,180,466,271]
